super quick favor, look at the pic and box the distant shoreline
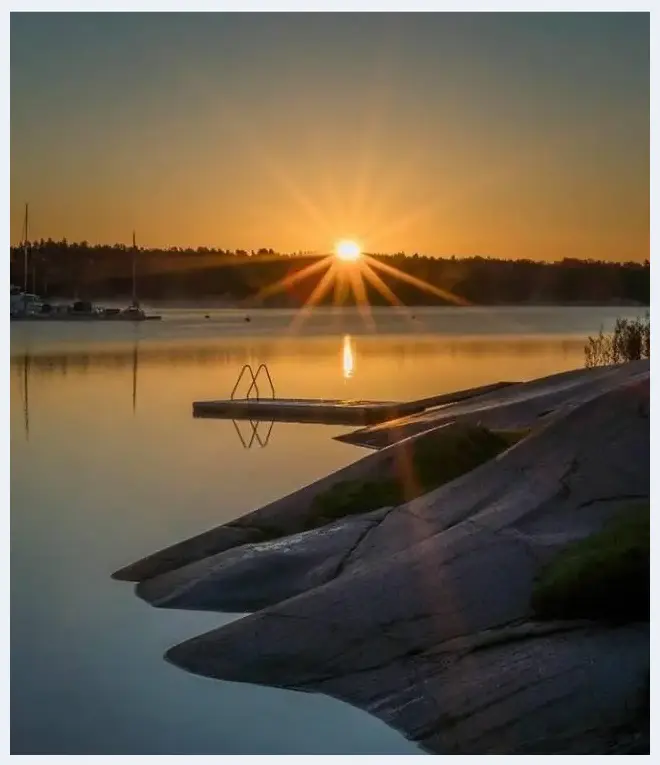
[11,247,649,309]
[47,298,647,310]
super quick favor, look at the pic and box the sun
[334,239,362,262]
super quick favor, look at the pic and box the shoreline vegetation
[10,241,649,307]
[584,314,650,367]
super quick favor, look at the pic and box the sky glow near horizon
[10,12,649,261]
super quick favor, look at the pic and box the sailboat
[116,232,161,321]
[10,203,43,319]
[11,225,161,321]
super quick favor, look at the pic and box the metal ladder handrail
[231,363,276,401]
[230,364,256,400]
[246,363,275,400]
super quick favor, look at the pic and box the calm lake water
[10,306,646,754]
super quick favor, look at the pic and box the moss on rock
[304,424,522,530]
[531,503,649,623]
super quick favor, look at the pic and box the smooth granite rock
[136,371,648,615]
[136,506,394,612]
[114,360,648,584]
[339,358,649,448]
[114,361,650,754]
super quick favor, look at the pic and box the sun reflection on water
[342,334,355,380]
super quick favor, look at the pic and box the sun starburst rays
[288,260,338,332]
[219,111,470,326]
[346,265,376,331]
[249,256,331,305]
[359,261,404,308]
[359,261,422,328]
[247,248,470,333]
[365,254,470,307]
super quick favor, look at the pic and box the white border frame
[3,6,655,762]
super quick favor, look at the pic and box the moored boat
[10,219,161,321]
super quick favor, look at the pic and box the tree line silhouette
[10,239,649,306]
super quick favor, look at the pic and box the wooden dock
[195,398,418,425]
[192,381,515,426]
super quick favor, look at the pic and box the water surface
[11,306,646,754]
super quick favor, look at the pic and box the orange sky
[11,13,649,261]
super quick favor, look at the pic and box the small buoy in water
[245,316,251,322]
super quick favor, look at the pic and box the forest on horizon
[9,240,650,307]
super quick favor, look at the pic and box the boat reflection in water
[14,333,361,449]
[20,351,30,440]
[14,339,277,450]
[15,335,143,440]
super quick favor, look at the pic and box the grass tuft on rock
[304,423,522,531]
[531,503,649,623]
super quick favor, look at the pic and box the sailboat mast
[131,231,137,306]
[23,203,29,293]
